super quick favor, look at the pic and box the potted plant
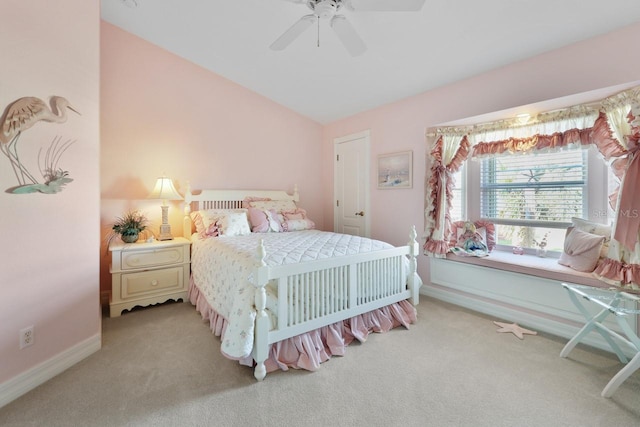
[110,210,149,243]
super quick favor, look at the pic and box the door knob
[355,211,364,216]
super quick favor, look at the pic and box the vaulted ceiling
[101,0,640,124]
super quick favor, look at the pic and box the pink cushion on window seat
[444,251,607,288]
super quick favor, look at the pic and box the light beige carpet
[1,296,639,426]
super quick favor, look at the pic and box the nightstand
[109,237,191,317]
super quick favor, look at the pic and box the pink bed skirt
[188,278,417,373]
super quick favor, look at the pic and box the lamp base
[158,223,173,241]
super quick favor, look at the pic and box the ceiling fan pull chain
[317,17,320,47]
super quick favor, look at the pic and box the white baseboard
[0,334,101,408]
[421,284,636,359]
[426,257,639,360]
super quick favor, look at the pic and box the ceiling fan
[270,0,426,57]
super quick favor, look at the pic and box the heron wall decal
[0,96,80,193]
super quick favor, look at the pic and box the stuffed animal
[457,221,488,252]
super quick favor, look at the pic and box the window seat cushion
[444,251,606,288]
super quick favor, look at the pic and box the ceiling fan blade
[270,15,318,51]
[349,0,426,11]
[331,15,366,57]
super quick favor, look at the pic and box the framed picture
[377,150,412,189]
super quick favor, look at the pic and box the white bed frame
[183,184,421,380]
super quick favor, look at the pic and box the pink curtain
[424,135,470,256]
[593,112,640,290]
[611,120,640,250]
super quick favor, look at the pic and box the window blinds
[480,149,587,227]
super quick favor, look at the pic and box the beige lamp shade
[148,177,183,201]
[148,177,182,240]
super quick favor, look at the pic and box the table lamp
[148,176,183,240]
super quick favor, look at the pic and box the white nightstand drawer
[121,266,184,299]
[121,247,184,270]
[109,237,191,317]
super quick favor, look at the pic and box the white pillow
[191,209,247,238]
[218,211,251,236]
[571,217,611,236]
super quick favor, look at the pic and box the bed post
[408,225,420,305]
[252,239,269,381]
[292,184,300,202]
[183,181,193,239]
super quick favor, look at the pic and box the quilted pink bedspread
[190,230,395,359]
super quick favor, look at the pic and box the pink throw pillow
[247,207,270,233]
[558,227,605,272]
[205,222,219,237]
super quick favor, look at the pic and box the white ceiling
[101,0,640,124]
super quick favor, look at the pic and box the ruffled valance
[471,112,622,160]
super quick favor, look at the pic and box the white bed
[183,185,421,380]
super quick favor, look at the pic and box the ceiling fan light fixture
[121,0,139,8]
[272,0,425,56]
[310,0,340,19]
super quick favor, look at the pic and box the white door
[334,130,370,237]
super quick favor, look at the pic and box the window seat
[424,251,638,358]
[443,251,606,289]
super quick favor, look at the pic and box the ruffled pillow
[558,227,605,272]
[282,208,308,220]
[247,207,282,233]
[191,209,247,239]
[280,208,315,232]
[282,218,316,232]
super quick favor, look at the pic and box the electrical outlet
[19,326,34,349]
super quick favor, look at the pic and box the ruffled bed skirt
[188,278,417,373]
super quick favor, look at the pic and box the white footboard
[251,226,420,380]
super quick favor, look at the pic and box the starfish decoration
[493,321,537,340]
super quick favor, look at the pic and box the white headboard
[182,183,299,238]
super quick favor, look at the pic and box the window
[460,147,608,253]
[481,149,586,226]
[450,166,465,222]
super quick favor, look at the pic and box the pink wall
[100,23,324,296]
[322,22,640,282]
[0,1,100,384]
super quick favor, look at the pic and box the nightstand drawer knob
[150,279,159,286]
